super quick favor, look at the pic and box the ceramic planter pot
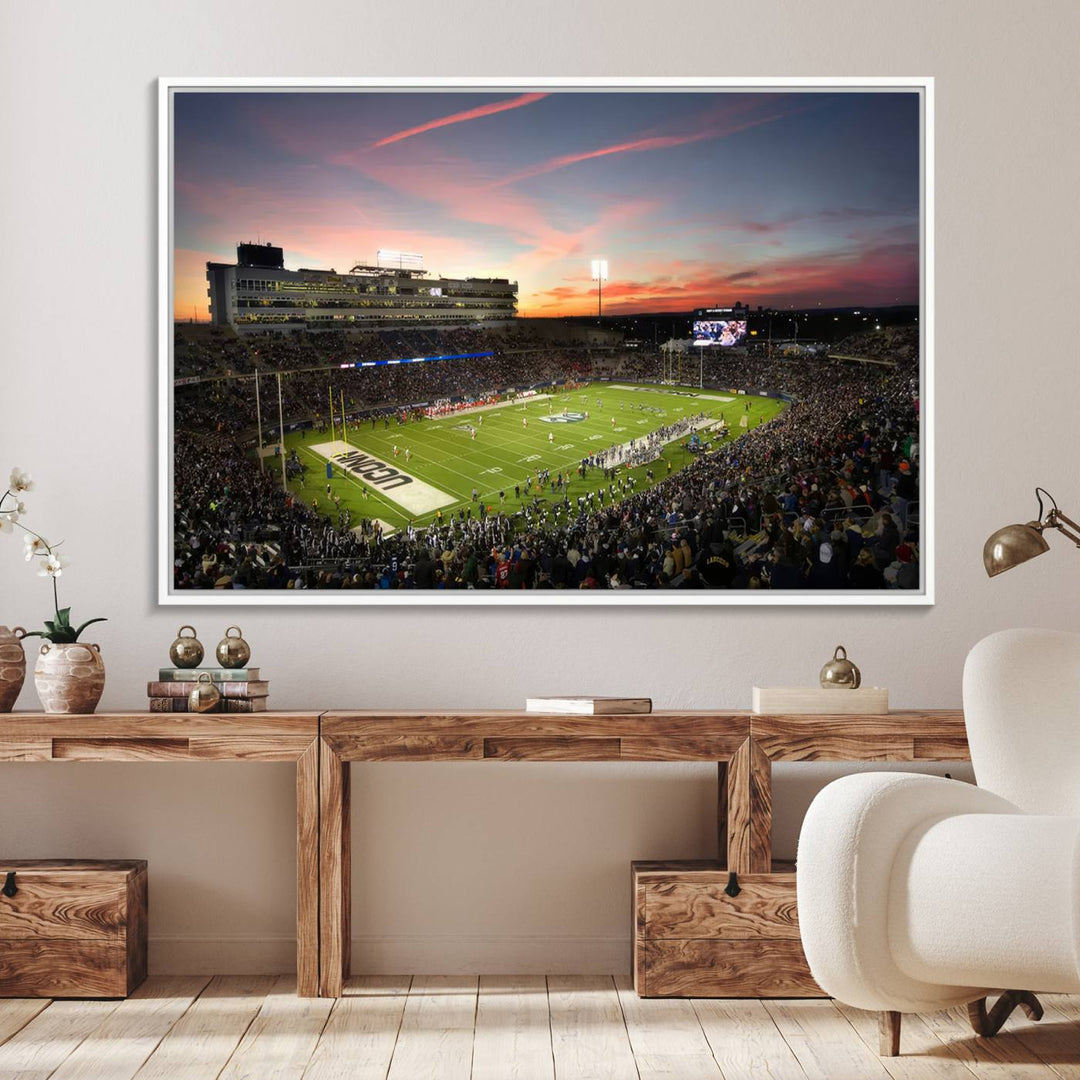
[34,642,106,714]
[0,626,27,713]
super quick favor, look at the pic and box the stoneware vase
[34,642,106,714]
[0,626,27,712]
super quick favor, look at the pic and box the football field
[274,382,786,533]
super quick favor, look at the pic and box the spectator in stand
[892,460,917,532]
[171,325,921,591]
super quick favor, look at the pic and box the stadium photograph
[162,80,928,602]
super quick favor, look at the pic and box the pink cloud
[335,144,663,290]
[493,106,793,188]
[371,93,548,149]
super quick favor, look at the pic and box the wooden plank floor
[1,976,1078,1079]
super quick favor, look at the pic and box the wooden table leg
[296,738,320,997]
[726,738,772,874]
[717,760,728,869]
[319,738,351,997]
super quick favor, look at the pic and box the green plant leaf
[43,620,56,634]
[22,630,68,643]
[73,617,107,641]
[55,608,71,626]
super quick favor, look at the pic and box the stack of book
[147,668,269,713]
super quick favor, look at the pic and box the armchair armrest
[797,772,1018,1012]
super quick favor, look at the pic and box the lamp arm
[1047,509,1080,548]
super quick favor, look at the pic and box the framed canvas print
[159,77,932,605]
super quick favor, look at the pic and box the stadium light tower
[591,258,608,322]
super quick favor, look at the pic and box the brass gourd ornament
[215,626,251,669]
[820,645,862,689]
[187,672,221,713]
[169,625,204,669]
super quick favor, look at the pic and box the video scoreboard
[692,307,748,347]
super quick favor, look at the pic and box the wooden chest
[632,860,822,998]
[0,859,148,998]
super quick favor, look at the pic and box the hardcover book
[147,697,191,712]
[147,680,269,699]
[147,696,269,713]
[222,698,268,713]
[157,668,261,681]
[525,696,652,715]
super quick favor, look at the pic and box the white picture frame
[159,76,933,606]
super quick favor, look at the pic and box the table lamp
[983,487,1080,577]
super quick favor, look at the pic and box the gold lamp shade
[983,522,1050,577]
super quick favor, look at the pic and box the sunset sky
[173,89,920,320]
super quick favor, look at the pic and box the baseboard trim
[149,934,630,975]
[352,934,630,975]
[149,936,297,974]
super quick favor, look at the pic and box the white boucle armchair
[797,628,1080,1056]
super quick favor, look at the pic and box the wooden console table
[0,712,322,997]
[318,709,969,998]
[2,708,971,999]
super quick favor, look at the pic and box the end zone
[310,441,457,516]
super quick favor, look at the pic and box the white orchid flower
[0,513,14,534]
[8,469,34,493]
[15,500,26,514]
[23,534,49,560]
[38,553,69,578]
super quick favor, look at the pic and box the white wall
[2,0,1078,974]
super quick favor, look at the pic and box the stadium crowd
[174,331,595,437]
[172,327,922,591]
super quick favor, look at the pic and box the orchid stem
[11,519,51,551]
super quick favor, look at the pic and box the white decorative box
[752,686,889,714]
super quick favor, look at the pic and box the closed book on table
[0,859,147,998]
[147,680,269,699]
[525,696,652,715]
[147,697,268,713]
[147,697,190,712]
[222,698,268,713]
[157,668,261,681]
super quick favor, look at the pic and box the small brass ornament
[215,626,251,669]
[187,672,221,713]
[169,625,204,669]
[820,645,862,689]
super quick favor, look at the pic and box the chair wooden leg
[968,991,1044,1038]
[968,997,988,1035]
[879,1010,902,1056]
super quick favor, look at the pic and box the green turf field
[272,382,785,533]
